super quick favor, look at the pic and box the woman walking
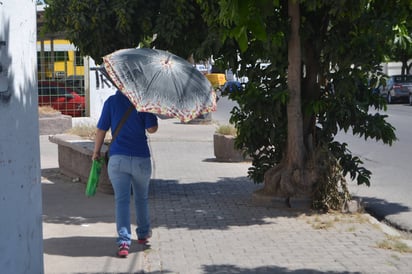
[92,90,158,258]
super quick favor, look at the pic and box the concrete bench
[39,112,72,135]
[49,134,113,194]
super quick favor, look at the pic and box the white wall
[382,62,404,76]
[72,58,115,127]
[0,2,44,273]
[88,58,116,121]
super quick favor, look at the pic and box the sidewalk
[41,119,412,274]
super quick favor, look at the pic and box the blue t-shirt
[97,90,158,157]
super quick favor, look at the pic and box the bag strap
[108,104,135,150]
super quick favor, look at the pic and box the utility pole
[0,2,44,273]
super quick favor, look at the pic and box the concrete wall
[382,62,402,76]
[89,58,116,121]
[49,134,113,195]
[0,2,44,273]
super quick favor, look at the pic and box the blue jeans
[107,155,152,245]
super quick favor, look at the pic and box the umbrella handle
[98,67,119,90]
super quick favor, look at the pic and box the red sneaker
[117,243,129,258]
[137,230,152,244]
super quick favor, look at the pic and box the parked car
[64,75,85,95]
[38,80,86,117]
[380,75,412,104]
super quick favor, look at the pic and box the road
[214,97,412,233]
[212,95,238,125]
[337,104,412,233]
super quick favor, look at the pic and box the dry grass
[38,106,59,115]
[377,235,412,253]
[304,212,412,252]
[311,216,335,230]
[66,125,97,140]
[215,124,237,136]
[304,212,369,231]
[65,125,113,141]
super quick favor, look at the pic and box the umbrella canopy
[103,48,217,122]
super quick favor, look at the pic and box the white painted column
[0,2,44,273]
[89,58,116,120]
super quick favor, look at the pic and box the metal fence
[37,40,86,117]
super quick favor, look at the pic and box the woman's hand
[147,125,158,134]
[92,151,101,161]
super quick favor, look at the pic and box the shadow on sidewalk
[353,196,412,233]
[44,236,115,257]
[42,168,114,225]
[44,235,150,258]
[201,264,360,274]
[44,167,411,235]
[355,196,410,219]
[149,178,307,231]
[42,168,305,231]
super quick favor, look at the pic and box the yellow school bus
[37,39,84,80]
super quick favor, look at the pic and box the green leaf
[248,17,267,41]
[235,26,249,52]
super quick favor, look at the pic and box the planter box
[213,133,245,162]
[49,134,113,194]
[39,112,72,135]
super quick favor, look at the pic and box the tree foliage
[41,0,410,210]
[389,21,412,75]
[200,0,403,209]
[41,0,210,63]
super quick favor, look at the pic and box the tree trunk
[256,0,314,203]
[401,58,408,75]
[286,0,304,170]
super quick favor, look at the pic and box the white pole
[0,2,44,273]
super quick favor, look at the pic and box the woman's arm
[92,128,107,160]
